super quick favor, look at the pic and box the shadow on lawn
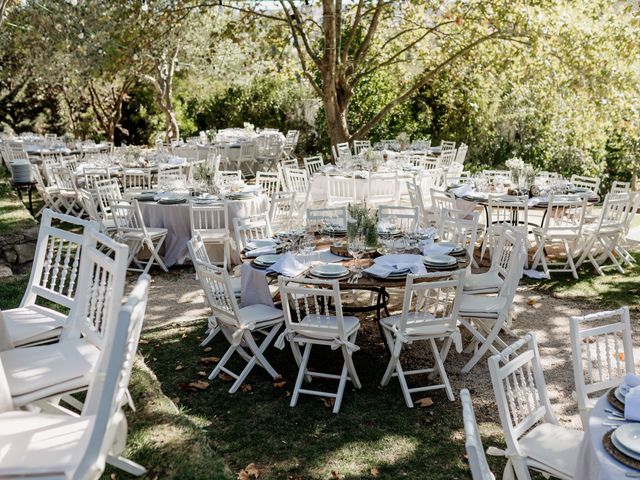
[137,316,507,480]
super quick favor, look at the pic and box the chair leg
[395,357,413,408]
[333,355,350,414]
[460,316,504,373]
[209,344,238,380]
[430,338,454,401]
[106,455,147,476]
[291,343,312,407]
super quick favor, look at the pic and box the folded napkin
[626,374,640,388]
[528,197,541,207]
[240,263,274,308]
[420,240,454,256]
[625,386,640,421]
[245,246,277,258]
[450,183,473,198]
[365,260,426,278]
[266,252,307,277]
[246,238,280,250]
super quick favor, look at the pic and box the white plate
[611,432,640,461]
[614,424,640,455]
[423,254,457,266]
[310,264,349,277]
[254,254,281,266]
[438,242,465,253]
[615,386,628,404]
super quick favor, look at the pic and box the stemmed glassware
[301,234,317,265]
[348,235,365,280]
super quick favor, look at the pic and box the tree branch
[341,0,364,64]
[352,0,384,70]
[352,30,503,140]
[286,0,321,67]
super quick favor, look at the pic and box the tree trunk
[322,90,350,146]
[163,104,179,143]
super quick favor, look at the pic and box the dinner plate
[438,242,466,254]
[254,254,281,266]
[423,254,457,266]
[615,385,629,404]
[310,264,349,278]
[613,426,640,458]
[247,239,279,249]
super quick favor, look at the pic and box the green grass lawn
[0,169,37,235]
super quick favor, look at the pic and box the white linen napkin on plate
[266,252,307,277]
[450,183,473,198]
[528,197,541,207]
[365,254,426,278]
[420,240,454,256]
[625,386,640,421]
[245,246,277,258]
[240,263,274,308]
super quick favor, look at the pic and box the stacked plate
[423,254,458,269]
[309,264,349,279]
[438,242,466,256]
[226,192,254,200]
[253,254,282,269]
[11,160,32,183]
[611,424,640,461]
[614,383,631,404]
[157,197,187,205]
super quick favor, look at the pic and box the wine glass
[348,235,364,279]
[301,234,317,265]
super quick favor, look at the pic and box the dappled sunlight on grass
[308,435,419,478]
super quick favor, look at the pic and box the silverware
[608,416,627,421]
[603,422,622,427]
[606,408,625,418]
[625,473,640,477]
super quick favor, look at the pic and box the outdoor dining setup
[2,129,640,480]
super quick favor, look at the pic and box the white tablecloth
[138,194,269,266]
[575,393,638,480]
[308,172,412,204]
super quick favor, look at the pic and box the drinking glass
[301,234,317,265]
[348,235,365,279]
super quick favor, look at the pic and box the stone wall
[0,228,38,277]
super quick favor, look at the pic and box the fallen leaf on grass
[138,339,149,345]
[171,396,180,404]
[527,298,537,306]
[616,352,625,361]
[237,462,260,479]
[188,380,210,391]
[203,347,213,352]
[285,390,291,398]
[331,471,342,479]
[370,467,379,477]
[197,371,208,377]
[219,372,235,382]
[273,377,286,388]
[175,365,184,371]
[181,333,188,339]
[200,356,220,364]
[322,398,336,409]
[241,383,253,393]
[415,397,434,408]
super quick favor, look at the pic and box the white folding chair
[430,188,457,227]
[233,213,273,253]
[237,142,256,178]
[366,172,399,206]
[481,195,529,267]
[255,170,282,198]
[0,274,150,479]
[465,226,523,295]
[0,227,129,409]
[455,143,469,165]
[326,174,357,207]
[617,192,640,266]
[306,206,347,231]
[277,276,361,413]
[378,205,418,232]
[189,202,229,268]
[0,209,95,347]
[575,193,629,275]
[531,194,588,279]
[437,148,457,171]
[303,155,324,179]
[461,389,496,480]
[216,169,242,185]
[269,191,296,230]
[187,234,239,347]
[611,180,631,195]
[196,259,284,392]
[157,164,187,187]
[570,174,600,196]
[440,140,456,151]
[488,333,583,480]
[110,200,168,274]
[95,178,122,225]
[282,166,309,194]
[334,142,353,160]
[380,271,465,405]
[458,238,525,373]
[570,307,635,428]
[406,182,429,227]
[439,208,480,264]
[353,140,371,156]
[122,168,152,193]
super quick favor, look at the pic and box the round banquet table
[574,391,639,480]
[138,194,269,267]
[308,172,413,204]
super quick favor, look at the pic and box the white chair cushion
[519,423,583,477]
[1,338,100,396]
[294,314,359,340]
[459,294,507,317]
[532,227,580,239]
[3,305,67,346]
[381,313,454,338]
[198,231,227,242]
[0,410,93,477]
[463,272,503,293]
[237,304,283,325]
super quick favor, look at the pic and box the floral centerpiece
[193,162,219,194]
[505,156,525,187]
[347,203,378,249]
[396,132,410,150]
[364,148,381,172]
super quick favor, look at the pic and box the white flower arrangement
[505,156,525,171]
